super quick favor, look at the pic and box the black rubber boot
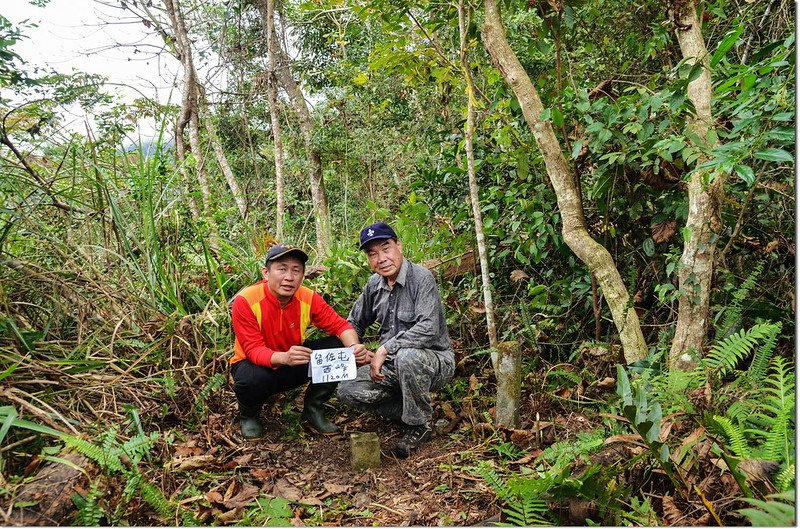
[238,402,264,440]
[301,382,339,434]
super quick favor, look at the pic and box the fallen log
[7,451,93,526]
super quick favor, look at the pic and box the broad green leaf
[754,148,793,163]
[734,165,756,186]
[711,27,743,67]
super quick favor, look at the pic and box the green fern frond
[140,480,175,519]
[705,322,781,378]
[537,431,604,468]
[753,357,794,463]
[470,460,512,501]
[194,373,227,416]
[76,480,105,526]
[707,415,751,458]
[716,261,764,338]
[749,322,781,383]
[64,436,124,472]
[726,400,754,423]
[738,490,795,527]
[502,495,551,526]
[775,463,795,493]
[120,431,158,464]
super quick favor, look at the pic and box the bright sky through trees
[5,0,180,140]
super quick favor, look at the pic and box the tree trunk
[165,0,209,215]
[266,0,286,241]
[255,0,331,257]
[494,341,522,428]
[668,1,724,368]
[200,90,248,219]
[480,0,647,364]
[458,0,498,364]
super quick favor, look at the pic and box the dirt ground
[156,392,506,526]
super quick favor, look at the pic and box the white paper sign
[309,347,357,384]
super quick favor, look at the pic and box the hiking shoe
[394,424,432,458]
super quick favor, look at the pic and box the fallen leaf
[173,445,204,458]
[469,301,486,314]
[298,496,324,506]
[764,240,779,254]
[662,495,683,525]
[232,453,254,467]
[206,491,224,504]
[250,468,275,481]
[217,508,242,524]
[510,429,533,445]
[510,269,529,282]
[172,454,216,472]
[273,478,303,502]
[223,483,260,509]
[323,482,351,495]
[652,220,677,243]
[595,377,616,389]
[511,449,542,465]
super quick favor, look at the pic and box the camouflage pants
[337,347,455,426]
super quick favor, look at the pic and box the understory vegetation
[0,0,795,525]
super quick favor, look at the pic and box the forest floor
[142,372,593,527]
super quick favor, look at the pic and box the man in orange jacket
[230,243,369,439]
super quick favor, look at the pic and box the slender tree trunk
[199,90,248,219]
[165,0,209,215]
[266,0,286,241]
[255,0,331,257]
[480,0,647,363]
[668,1,724,368]
[458,0,498,364]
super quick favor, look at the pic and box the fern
[775,463,795,493]
[748,357,794,463]
[738,490,795,527]
[470,460,553,526]
[502,495,551,527]
[63,435,124,472]
[749,322,781,383]
[716,261,763,338]
[140,479,176,520]
[704,322,781,378]
[193,372,227,417]
[707,415,750,459]
[536,431,604,468]
[75,480,105,526]
[120,431,158,464]
[471,460,512,501]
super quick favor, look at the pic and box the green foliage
[706,415,750,459]
[239,496,294,526]
[738,490,796,527]
[703,321,782,379]
[469,460,552,526]
[715,261,764,339]
[73,480,104,526]
[193,372,227,419]
[616,365,683,489]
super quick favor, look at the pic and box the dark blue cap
[265,242,308,265]
[359,222,397,249]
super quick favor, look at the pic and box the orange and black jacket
[230,281,352,368]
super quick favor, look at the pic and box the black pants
[231,336,343,408]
